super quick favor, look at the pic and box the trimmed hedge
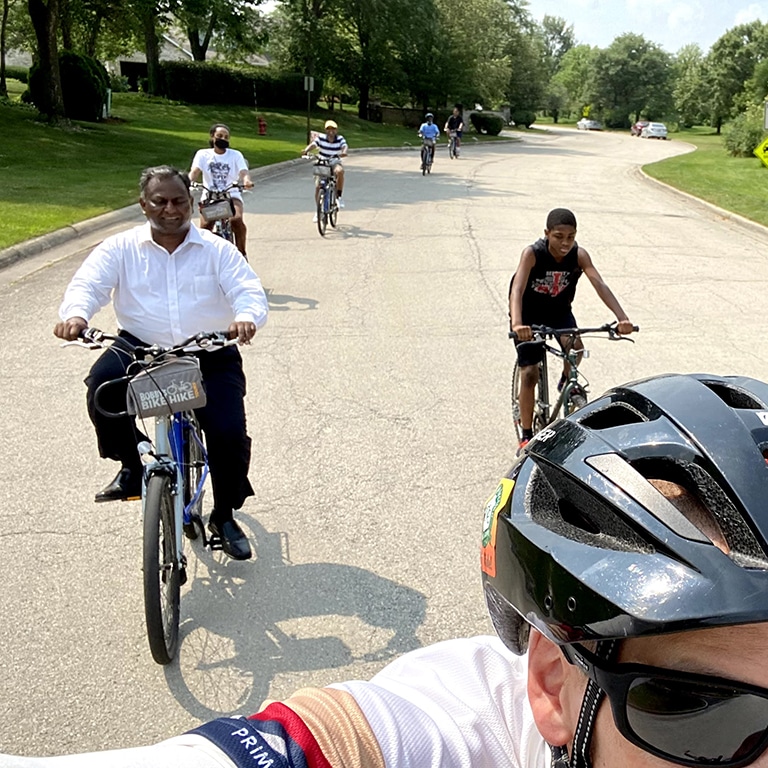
[5,65,29,83]
[469,112,504,135]
[510,109,536,128]
[158,61,322,111]
[28,51,109,121]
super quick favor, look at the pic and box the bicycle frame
[535,340,585,425]
[143,412,209,564]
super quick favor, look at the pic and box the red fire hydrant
[258,116,267,135]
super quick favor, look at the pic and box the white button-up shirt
[59,223,268,347]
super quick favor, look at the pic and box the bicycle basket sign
[200,198,235,222]
[313,164,332,178]
[127,358,207,418]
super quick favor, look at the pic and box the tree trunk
[140,5,161,95]
[357,81,369,120]
[187,13,215,61]
[27,0,66,120]
[60,0,71,49]
[0,0,10,98]
[84,11,103,57]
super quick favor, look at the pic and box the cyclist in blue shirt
[418,113,440,170]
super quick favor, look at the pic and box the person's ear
[527,631,579,747]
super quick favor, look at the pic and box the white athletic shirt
[190,147,249,201]
[0,637,549,768]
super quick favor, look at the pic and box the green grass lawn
[641,126,768,228]
[0,91,507,250]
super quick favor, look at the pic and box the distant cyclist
[189,123,253,258]
[444,106,464,156]
[418,112,440,169]
[302,119,348,222]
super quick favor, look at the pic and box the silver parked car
[576,118,603,131]
[641,122,668,140]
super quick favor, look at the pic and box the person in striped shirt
[302,120,348,219]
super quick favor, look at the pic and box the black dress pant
[85,331,254,519]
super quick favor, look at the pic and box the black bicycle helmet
[483,372,768,657]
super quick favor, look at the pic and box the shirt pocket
[193,274,222,302]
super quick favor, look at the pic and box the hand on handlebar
[510,324,532,342]
[228,320,257,345]
[53,316,88,341]
[616,320,635,336]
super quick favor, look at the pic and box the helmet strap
[548,639,619,768]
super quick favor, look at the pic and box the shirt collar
[137,221,204,249]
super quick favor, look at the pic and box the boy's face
[545,224,576,258]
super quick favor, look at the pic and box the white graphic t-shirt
[191,147,249,201]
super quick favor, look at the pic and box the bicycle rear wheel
[143,472,180,665]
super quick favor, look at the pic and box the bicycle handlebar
[190,181,244,195]
[73,328,236,359]
[508,321,639,342]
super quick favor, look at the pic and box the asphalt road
[2,127,768,758]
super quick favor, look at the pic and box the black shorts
[514,312,577,367]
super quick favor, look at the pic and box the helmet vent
[578,403,647,431]
[700,380,764,410]
[527,463,652,553]
[632,457,768,567]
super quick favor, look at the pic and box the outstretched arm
[578,248,634,334]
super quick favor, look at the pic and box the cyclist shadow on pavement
[265,287,319,312]
[163,516,427,720]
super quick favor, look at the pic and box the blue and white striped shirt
[313,132,348,160]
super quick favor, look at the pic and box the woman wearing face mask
[189,123,253,258]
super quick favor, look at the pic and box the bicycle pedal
[208,534,223,552]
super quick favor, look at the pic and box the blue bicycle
[69,328,235,664]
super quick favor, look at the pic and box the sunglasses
[563,643,768,768]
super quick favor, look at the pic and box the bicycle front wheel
[566,388,588,414]
[183,415,204,540]
[316,196,326,236]
[143,472,180,665]
[329,186,338,228]
[449,139,456,159]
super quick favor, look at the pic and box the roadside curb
[0,137,521,271]
[636,165,768,239]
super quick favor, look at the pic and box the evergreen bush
[725,105,766,158]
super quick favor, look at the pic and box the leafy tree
[702,20,768,133]
[170,0,267,61]
[506,25,547,118]
[672,43,705,128]
[539,13,575,75]
[550,44,597,118]
[591,33,672,127]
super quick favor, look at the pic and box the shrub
[5,66,29,84]
[725,104,766,158]
[469,112,504,135]
[28,51,108,121]
[510,109,536,128]
[158,62,322,111]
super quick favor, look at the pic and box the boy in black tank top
[508,208,634,452]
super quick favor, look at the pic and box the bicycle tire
[510,361,523,442]
[182,415,204,540]
[143,472,180,665]
[329,186,338,228]
[535,359,551,431]
[316,195,326,236]
[567,392,588,415]
[449,139,456,159]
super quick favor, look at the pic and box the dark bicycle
[191,180,243,244]
[509,322,638,443]
[447,130,459,159]
[67,328,236,664]
[420,137,436,174]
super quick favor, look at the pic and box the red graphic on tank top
[531,271,571,297]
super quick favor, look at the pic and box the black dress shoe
[95,466,143,503]
[209,518,252,560]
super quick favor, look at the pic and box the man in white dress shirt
[53,165,269,560]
